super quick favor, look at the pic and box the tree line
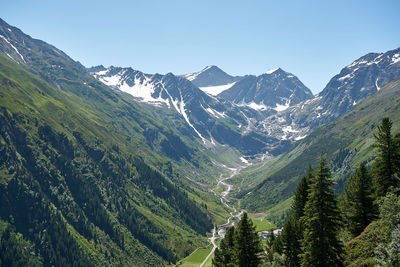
[213,117,400,266]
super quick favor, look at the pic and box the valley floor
[177,160,277,266]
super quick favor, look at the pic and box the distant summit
[318,46,400,119]
[218,67,313,111]
[182,65,242,90]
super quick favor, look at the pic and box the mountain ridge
[218,67,313,111]
[89,65,293,156]
[237,76,400,213]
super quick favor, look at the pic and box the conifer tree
[233,212,263,267]
[281,165,313,267]
[292,165,313,219]
[213,227,235,267]
[300,155,343,267]
[373,117,400,198]
[341,163,376,237]
[265,231,276,264]
[281,216,302,267]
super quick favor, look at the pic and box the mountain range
[183,65,313,110]
[89,65,291,156]
[89,46,400,155]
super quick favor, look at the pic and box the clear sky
[1,0,400,93]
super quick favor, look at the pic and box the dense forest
[212,118,400,267]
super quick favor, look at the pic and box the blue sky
[1,0,400,93]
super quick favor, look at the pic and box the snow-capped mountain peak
[183,65,217,81]
[181,65,242,89]
[90,66,171,107]
[218,67,313,110]
[318,46,400,118]
[264,67,280,75]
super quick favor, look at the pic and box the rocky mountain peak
[218,68,313,111]
[182,65,241,88]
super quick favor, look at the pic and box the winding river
[200,163,249,267]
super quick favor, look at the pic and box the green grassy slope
[238,77,400,212]
[0,54,215,265]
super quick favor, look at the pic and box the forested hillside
[0,54,212,265]
[216,118,400,266]
[238,77,400,213]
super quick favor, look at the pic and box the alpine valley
[0,17,400,267]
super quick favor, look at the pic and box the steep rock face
[89,66,289,156]
[0,18,87,81]
[258,47,400,141]
[218,68,313,111]
[90,66,212,111]
[319,47,400,120]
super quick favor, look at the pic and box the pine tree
[233,212,263,267]
[373,118,400,198]
[292,165,313,219]
[281,165,313,267]
[341,163,376,237]
[281,216,302,267]
[300,154,343,267]
[213,227,235,267]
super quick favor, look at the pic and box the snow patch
[347,58,377,69]
[282,126,299,133]
[295,135,307,141]
[205,107,226,118]
[375,78,381,91]
[273,102,289,112]
[338,73,353,81]
[0,34,26,63]
[178,91,207,144]
[96,71,170,107]
[240,157,249,164]
[237,100,269,111]
[183,72,198,81]
[95,69,109,76]
[199,82,236,96]
[5,53,15,62]
[391,53,400,65]
[183,66,214,81]
[98,73,122,87]
[304,95,322,105]
[264,67,279,74]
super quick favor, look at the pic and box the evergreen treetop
[213,227,235,267]
[341,162,376,237]
[300,154,343,267]
[292,165,313,220]
[234,212,263,267]
[281,165,313,267]
[373,117,400,198]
